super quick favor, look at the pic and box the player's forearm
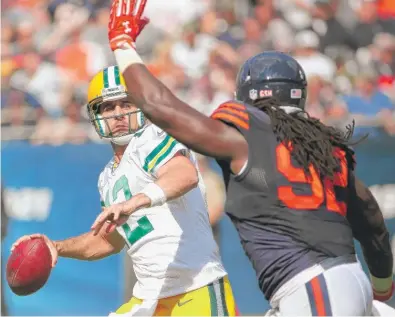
[348,178,393,278]
[360,230,393,279]
[123,169,198,211]
[155,165,198,201]
[54,232,117,261]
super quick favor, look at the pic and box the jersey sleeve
[210,101,250,131]
[137,126,189,177]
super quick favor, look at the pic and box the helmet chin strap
[110,134,134,146]
[110,123,149,146]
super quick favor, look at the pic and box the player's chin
[111,129,129,137]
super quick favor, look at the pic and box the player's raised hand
[11,234,58,267]
[91,194,152,235]
[108,0,150,51]
[91,203,131,235]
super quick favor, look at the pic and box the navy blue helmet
[235,51,307,109]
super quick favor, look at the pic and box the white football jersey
[97,124,227,300]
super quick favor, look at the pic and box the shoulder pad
[210,101,250,130]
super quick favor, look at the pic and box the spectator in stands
[146,40,188,93]
[293,30,337,82]
[352,0,389,49]
[30,95,88,145]
[305,75,350,129]
[310,0,357,51]
[170,20,218,80]
[52,3,107,85]
[1,0,394,144]
[371,32,395,100]
[253,0,294,51]
[1,59,44,137]
[343,72,395,137]
[10,51,70,119]
[305,75,328,121]
[1,20,16,58]
[188,47,238,115]
[377,0,395,32]
[216,6,244,49]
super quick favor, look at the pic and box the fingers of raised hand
[112,0,148,19]
[134,0,148,19]
[125,0,147,19]
[115,0,123,17]
[92,209,113,235]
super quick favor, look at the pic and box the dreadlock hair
[254,98,365,179]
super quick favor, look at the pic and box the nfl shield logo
[249,89,258,100]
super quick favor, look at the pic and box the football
[7,237,52,296]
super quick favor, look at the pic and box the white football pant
[264,254,394,316]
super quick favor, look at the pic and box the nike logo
[177,298,193,307]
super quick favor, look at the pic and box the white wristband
[114,48,144,73]
[139,183,167,207]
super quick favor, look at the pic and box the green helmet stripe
[114,66,121,85]
[105,66,119,87]
[103,68,109,88]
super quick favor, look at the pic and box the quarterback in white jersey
[12,66,238,317]
[96,119,227,300]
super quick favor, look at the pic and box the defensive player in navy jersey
[98,1,394,315]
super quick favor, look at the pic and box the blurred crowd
[1,0,395,145]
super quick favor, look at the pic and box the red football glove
[108,0,150,51]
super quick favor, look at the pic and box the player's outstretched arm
[12,225,125,266]
[54,227,125,261]
[108,0,247,169]
[122,153,199,210]
[123,65,247,162]
[347,173,394,301]
[149,153,198,199]
[92,154,200,235]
